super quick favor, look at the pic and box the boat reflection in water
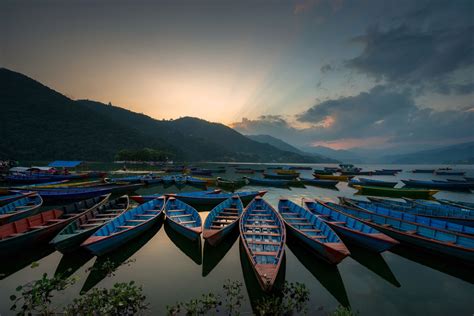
[54,248,94,280]
[239,240,286,313]
[164,222,202,266]
[81,222,162,293]
[285,235,350,308]
[390,244,474,285]
[0,244,55,280]
[202,229,239,277]
[346,243,400,288]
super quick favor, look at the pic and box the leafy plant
[330,306,358,316]
[254,282,310,316]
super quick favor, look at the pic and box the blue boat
[300,178,338,188]
[411,169,434,174]
[0,193,43,225]
[20,183,143,203]
[186,176,207,186]
[203,196,243,246]
[164,197,202,241]
[373,170,398,176]
[174,175,187,186]
[278,199,350,263]
[402,179,472,191]
[240,196,286,292]
[191,169,213,176]
[106,176,144,184]
[130,189,222,204]
[263,173,298,180]
[245,177,290,187]
[350,178,397,188]
[167,190,266,207]
[51,195,129,253]
[330,199,474,263]
[303,199,398,252]
[0,191,35,206]
[366,197,474,228]
[162,175,175,185]
[435,170,466,176]
[82,197,165,255]
[438,199,474,210]
[141,174,162,185]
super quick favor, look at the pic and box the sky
[1,0,473,152]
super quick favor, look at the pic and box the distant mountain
[302,146,363,163]
[0,68,320,162]
[247,134,336,163]
[382,142,474,164]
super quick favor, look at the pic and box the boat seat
[405,230,417,234]
[215,216,239,220]
[301,229,321,232]
[126,219,146,223]
[15,206,31,210]
[252,251,278,257]
[212,220,233,225]
[245,224,279,229]
[224,208,239,211]
[292,222,314,226]
[311,235,327,239]
[117,225,134,229]
[30,225,47,229]
[47,219,65,223]
[281,212,299,216]
[169,214,192,218]
[166,209,185,213]
[244,232,280,237]
[247,241,280,246]
[330,221,346,225]
[247,219,274,222]
[80,223,100,228]
[219,212,239,216]
[248,214,271,217]
[381,224,391,227]
[210,225,228,229]
[88,218,110,222]
[136,214,155,217]
[178,220,196,225]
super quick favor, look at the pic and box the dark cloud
[346,1,474,95]
[320,64,333,74]
[233,85,474,148]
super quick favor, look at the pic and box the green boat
[216,177,246,191]
[352,185,438,199]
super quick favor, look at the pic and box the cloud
[320,64,333,74]
[233,85,474,149]
[346,1,474,95]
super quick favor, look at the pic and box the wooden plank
[126,219,146,223]
[215,215,238,220]
[252,251,278,256]
[117,225,135,229]
[243,232,280,237]
[244,224,279,229]
[169,214,192,218]
[247,240,280,246]
[179,220,196,225]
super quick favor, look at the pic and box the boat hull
[327,223,396,253]
[166,217,201,241]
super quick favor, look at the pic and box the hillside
[0,68,319,162]
[382,142,474,164]
[302,146,362,163]
[247,134,336,163]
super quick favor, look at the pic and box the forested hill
[0,68,326,162]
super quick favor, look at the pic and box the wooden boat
[203,196,243,246]
[344,197,474,235]
[0,195,109,252]
[312,169,333,175]
[194,176,216,185]
[6,172,92,184]
[263,173,298,180]
[402,179,471,191]
[215,177,246,190]
[438,199,474,210]
[340,171,374,176]
[82,196,165,255]
[300,178,338,188]
[191,169,213,176]
[131,189,221,204]
[235,169,255,174]
[373,170,398,176]
[352,185,438,199]
[106,176,144,184]
[186,176,207,186]
[240,196,286,292]
[411,169,434,173]
[445,179,474,189]
[141,174,162,185]
[435,170,465,176]
[50,195,130,253]
[314,174,353,181]
[167,190,266,207]
[19,183,144,203]
[289,166,312,170]
[303,199,398,252]
[275,169,300,176]
[245,177,290,187]
[349,178,397,188]
[0,191,36,206]
[0,193,43,225]
[165,197,202,241]
[331,199,474,263]
[404,199,474,227]
[324,167,340,172]
[174,175,187,186]
[278,199,349,263]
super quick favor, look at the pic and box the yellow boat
[314,174,353,181]
[195,176,216,186]
[276,169,299,175]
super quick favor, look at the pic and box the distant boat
[411,169,435,173]
[278,198,350,263]
[186,176,207,186]
[0,193,43,225]
[130,189,221,204]
[438,199,474,211]
[0,191,36,206]
[312,169,333,175]
[349,178,397,188]
[167,190,266,207]
[372,170,398,176]
[235,169,255,174]
[303,198,398,252]
[245,177,290,187]
[333,199,474,263]
[165,197,202,241]
[352,185,438,199]
[0,195,109,252]
[401,179,472,191]
[300,177,338,188]
[289,166,312,170]
[215,177,246,191]
[314,174,353,182]
[435,170,466,176]
[263,173,298,180]
[81,196,165,255]
[240,196,286,292]
[50,195,130,253]
[346,197,474,233]
[275,169,300,176]
[203,196,243,246]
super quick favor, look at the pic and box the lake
[1,163,473,315]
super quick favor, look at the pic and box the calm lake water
[1,164,473,315]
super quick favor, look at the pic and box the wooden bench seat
[117,225,135,229]
[247,240,280,246]
[169,214,192,218]
[252,251,278,256]
[178,220,196,225]
[244,232,280,237]
[244,224,279,229]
